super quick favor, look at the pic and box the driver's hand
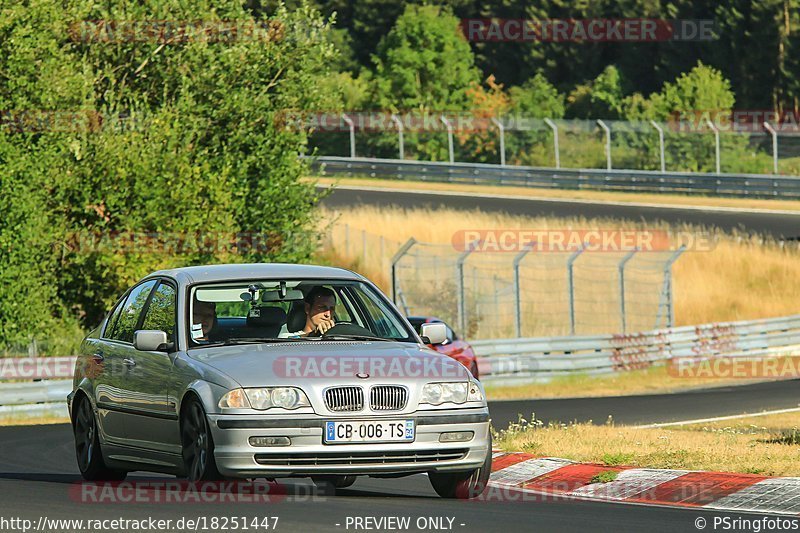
[314,318,336,335]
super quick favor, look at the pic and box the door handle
[123,358,136,368]
[92,353,105,363]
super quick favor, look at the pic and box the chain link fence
[308,115,800,176]
[324,224,684,339]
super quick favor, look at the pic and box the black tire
[181,397,222,481]
[312,475,357,489]
[73,395,127,481]
[428,435,492,499]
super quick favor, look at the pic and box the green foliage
[508,74,565,118]
[369,4,480,161]
[0,0,343,350]
[567,66,626,119]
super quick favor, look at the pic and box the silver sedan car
[68,264,491,498]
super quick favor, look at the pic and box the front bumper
[208,409,491,478]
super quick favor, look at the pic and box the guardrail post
[567,246,585,335]
[390,238,416,304]
[618,249,638,333]
[513,243,534,337]
[650,120,665,172]
[391,113,404,160]
[705,119,720,174]
[597,119,611,170]
[763,121,778,175]
[341,113,355,158]
[544,118,560,169]
[440,115,455,164]
[491,117,506,166]
[457,240,479,335]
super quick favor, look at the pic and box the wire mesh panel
[322,225,683,339]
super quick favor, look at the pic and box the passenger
[279,286,337,338]
[192,299,217,341]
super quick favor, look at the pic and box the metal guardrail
[309,156,800,199]
[473,315,800,385]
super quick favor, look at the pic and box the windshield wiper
[200,337,309,347]
[320,334,393,342]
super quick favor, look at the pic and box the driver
[279,286,337,338]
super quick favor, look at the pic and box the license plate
[324,420,414,444]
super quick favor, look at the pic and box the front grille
[324,386,364,412]
[254,449,468,467]
[370,385,408,411]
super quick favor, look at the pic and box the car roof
[149,263,365,285]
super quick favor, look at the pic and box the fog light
[439,431,474,443]
[249,436,291,447]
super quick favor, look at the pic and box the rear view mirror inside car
[261,288,304,302]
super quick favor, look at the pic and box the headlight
[218,387,310,410]
[421,382,468,405]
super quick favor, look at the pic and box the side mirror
[420,322,447,345]
[133,330,171,352]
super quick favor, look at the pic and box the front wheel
[181,398,222,481]
[73,395,127,481]
[428,435,492,499]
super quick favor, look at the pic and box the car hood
[187,341,471,388]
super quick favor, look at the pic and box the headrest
[246,306,287,327]
[287,301,307,332]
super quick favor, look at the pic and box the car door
[123,279,179,452]
[94,279,157,444]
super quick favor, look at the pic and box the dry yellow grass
[320,205,800,326]
[0,415,68,427]
[483,364,785,400]
[495,411,800,476]
[312,176,800,213]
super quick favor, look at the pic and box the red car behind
[407,316,480,379]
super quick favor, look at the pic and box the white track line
[319,183,800,217]
[634,407,800,428]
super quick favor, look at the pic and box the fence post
[655,245,686,328]
[341,113,355,158]
[650,120,665,172]
[566,246,585,335]
[379,236,385,273]
[390,238,416,304]
[491,117,506,166]
[440,115,455,164]
[391,113,404,160]
[618,249,638,333]
[597,119,611,170]
[362,229,367,261]
[763,121,778,175]
[456,240,479,335]
[705,119,720,174]
[544,118,560,169]
[513,243,534,337]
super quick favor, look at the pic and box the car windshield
[188,279,417,347]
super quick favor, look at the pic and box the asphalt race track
[3,381,798,531]
[319,185,800,239]
[488,379,800,429]
[0,424,785,533]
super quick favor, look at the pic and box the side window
[141,282,177,343]
[109,280,157,343]
[103,297,127,339]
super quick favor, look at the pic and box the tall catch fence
[324,224,684,339]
